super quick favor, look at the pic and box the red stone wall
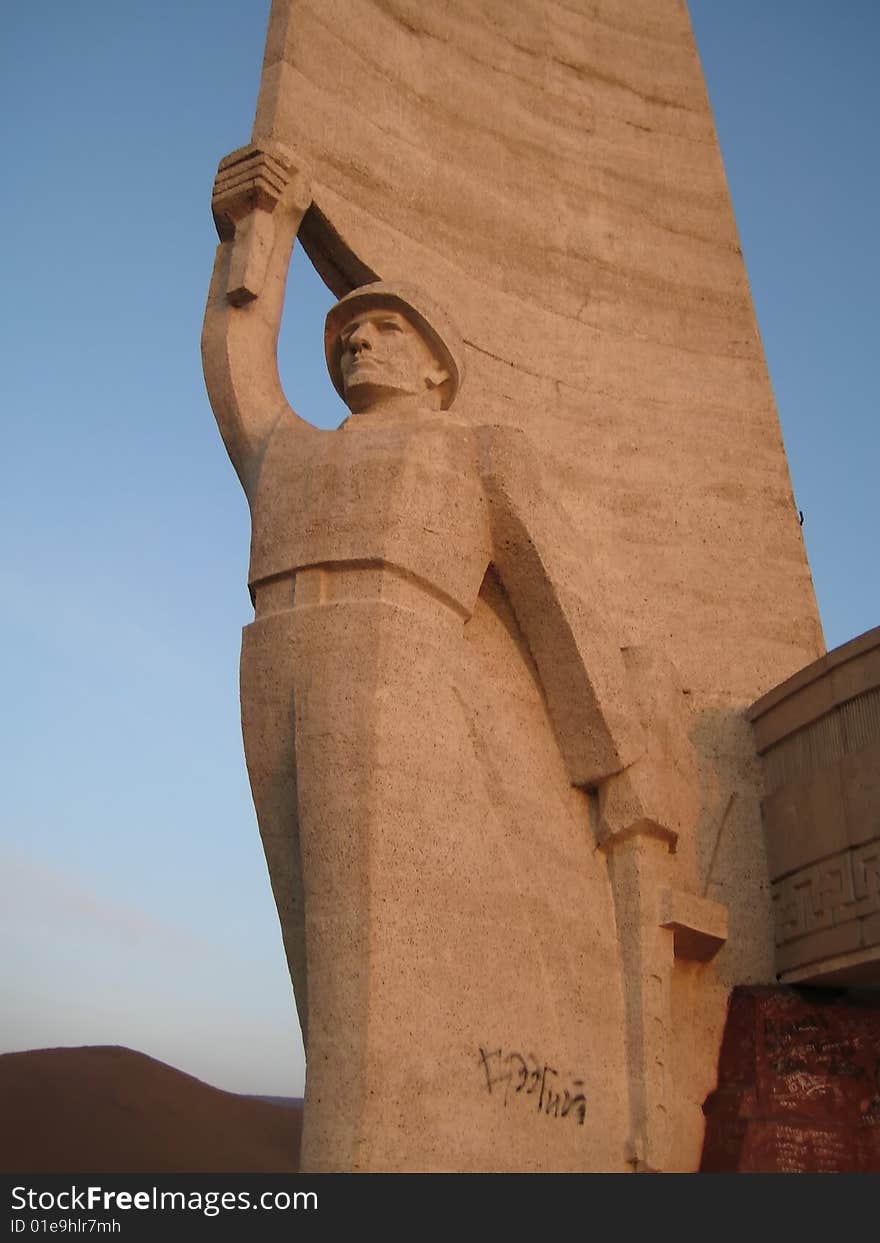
[701,986,880,1172]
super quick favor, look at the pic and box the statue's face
[338,308,447,410]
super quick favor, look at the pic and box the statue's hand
[211,143,312,306]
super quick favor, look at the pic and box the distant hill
[0,1045,302,1173]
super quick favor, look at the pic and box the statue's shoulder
[473,421,543,481]
[252,409,331,483]
[264,408,335,448]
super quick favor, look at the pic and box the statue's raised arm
[201,144,314,502]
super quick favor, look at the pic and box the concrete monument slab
[203,0,824,1172]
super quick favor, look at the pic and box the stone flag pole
[202,1,823,1172]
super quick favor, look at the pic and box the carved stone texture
[701,986,880,1173]
[749,626,880,987]
[203,0,825,1172]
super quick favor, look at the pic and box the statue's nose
[348,325,373,353]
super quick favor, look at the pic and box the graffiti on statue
[478,1045,587,1125]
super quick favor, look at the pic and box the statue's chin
[343,378,420,413]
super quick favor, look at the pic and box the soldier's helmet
[324,280,465,410]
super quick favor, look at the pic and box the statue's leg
[240,604,309,1046]
[288,564,456,1171]
[287,565,630,1173]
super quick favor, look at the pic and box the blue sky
[1,2,876,1096]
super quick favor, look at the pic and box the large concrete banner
[203,0,824,1171]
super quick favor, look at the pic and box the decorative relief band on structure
[762,687,880,795]
[773,840,880,946]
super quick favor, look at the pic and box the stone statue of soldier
[203,145,711,1172]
